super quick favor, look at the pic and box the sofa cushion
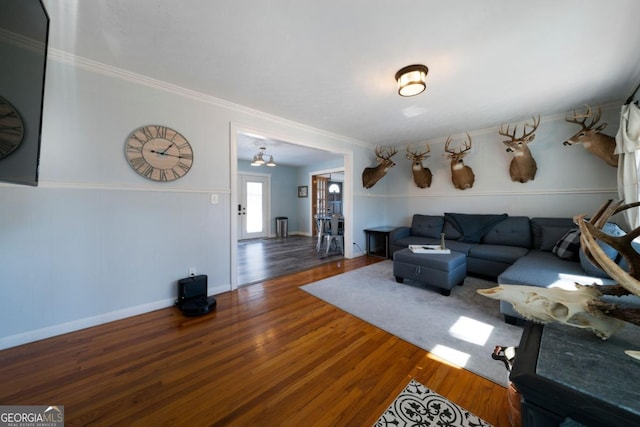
[497,249,617,321]
[541,226,574,251]
[482,216,532,248]
[444,212,508,243]
[468,244,529,264]
[394,235,440,249]
[441,239,477,255]
[498,250,615,289]
[531,218,576,251]
[552,229,581,261]
[442,220,462,240]
[410,214,444,239]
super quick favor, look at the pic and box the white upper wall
[383,107,620,226]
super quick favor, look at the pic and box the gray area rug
[301,261,522,386]
[373,379,492,427]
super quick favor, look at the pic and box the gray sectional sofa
[389,213,618,323]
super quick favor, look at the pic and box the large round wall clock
[125,125,193,182]
[0,96,25,160]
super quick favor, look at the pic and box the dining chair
[315,215,328,251]
[324,215,344,254]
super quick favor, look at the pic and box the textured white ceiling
[236,134,342,167]
[43,0,640,164]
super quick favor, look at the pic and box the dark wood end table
[363,226,397,259]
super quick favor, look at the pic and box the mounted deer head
[361,146,398,188]
[498,115,540,183]
[444,133,475,190]
[406,144,432,188]
[564,105,618,167]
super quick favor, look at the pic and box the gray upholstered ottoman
[392,248,467,296]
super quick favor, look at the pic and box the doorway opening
[311,171,343,236]
[231,125,353,290]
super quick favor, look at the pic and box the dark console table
[364,226,397,259]
[510,322,640,426]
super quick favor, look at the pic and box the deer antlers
[406,144,431,160]
[576,199,640,297]
[566,104,603,130]
[498,115,540,143]
[444,133,472,157]
[375,146,398,161]
[572,199,640,346]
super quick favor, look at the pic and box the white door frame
[229,123,354,291]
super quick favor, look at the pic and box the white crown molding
[46,48,371,149]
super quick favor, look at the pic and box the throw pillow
[552,229,581,261]
[444,213,508,244]
[410,214,444,239]
[578,222,626,278]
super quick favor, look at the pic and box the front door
[238,173,269,240]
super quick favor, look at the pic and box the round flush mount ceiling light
[395,64,429,97]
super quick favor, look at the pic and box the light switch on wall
[210,194,219,204]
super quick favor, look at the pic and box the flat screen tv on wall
[0,0,49,186]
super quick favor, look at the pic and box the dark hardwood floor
[238,235,343,285]
[0,256,511,426]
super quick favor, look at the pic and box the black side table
[364,226,397,259]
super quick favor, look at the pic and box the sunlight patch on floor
[429,344,469,368]
[449,316,494,346]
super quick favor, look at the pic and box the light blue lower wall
[0,185,230,344]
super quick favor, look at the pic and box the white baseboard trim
[0,299,168,350]
[1,284,234,350]
[0,298,174,350]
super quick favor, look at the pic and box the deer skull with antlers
[361,146,398,189]
[479,199,640,359]
[406,144,432,188]
[444,134,475,190]
[564,105,618,167]
[478,283,624,339]
[499,115,540,183]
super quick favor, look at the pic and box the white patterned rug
[373,379,492,427]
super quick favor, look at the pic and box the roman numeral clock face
[125,125,193,182]
[0,96,25,160]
